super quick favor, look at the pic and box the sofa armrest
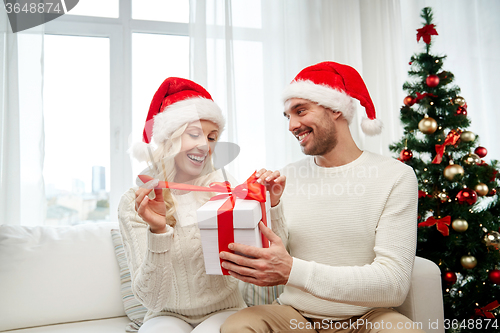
[396,256,444,333]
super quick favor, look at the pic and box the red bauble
[403,96,415,106]
[455,106,467,116]
[443,271,457,284]
[426,74,440,88]
[474,146,488,158]
[456,188,478,205]
[489,188,497,196]
[489,270,500,284]
[400,149,413,162]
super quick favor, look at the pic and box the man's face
[283,98,338,156]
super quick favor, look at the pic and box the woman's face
[174,120,219,183]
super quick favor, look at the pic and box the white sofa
[0,222,445,333]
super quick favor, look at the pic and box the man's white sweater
[275,151,418,320]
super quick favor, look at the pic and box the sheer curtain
[189,0,499,183]
[0,8,45,226]
[189,0,405,181]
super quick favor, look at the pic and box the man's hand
[255,169,286,207]
[219,222,293,286]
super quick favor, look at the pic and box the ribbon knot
[418,215,451,236]
[475,300,500,319]
[432,129,462,164]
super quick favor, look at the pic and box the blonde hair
[149,123,219,225]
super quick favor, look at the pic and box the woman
[118,78,284,333]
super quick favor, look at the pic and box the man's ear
[331,111,343,120]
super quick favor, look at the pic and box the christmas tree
[390,7,500,332]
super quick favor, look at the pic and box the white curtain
[0,8,45,226]
[189,0,500,182]
[189,0,405,181]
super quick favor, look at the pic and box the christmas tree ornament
[460,131,476,142]
[451,218,468,232]
[399,148,413,162]
[426,74,440,87]
[403,96,415,106]
[452,96,466,106]
[489,269,500,284]
[443,162,464,181]
[474,183,489,196]
[443,271,457,284]
[483,231,500,250]
[455,105,467,116]
[460,255,477,269]
[488,188,497,196]
[463,153,481,166]
[418,115,438,134]
[436,191,448,202]
[456,188,477,205]
[474,146,487,158]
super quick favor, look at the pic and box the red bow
[418,190,431,198]
[418,216,451,236]
[432,129,462,164]
[138,172,269,275]
[417,24,438,44]
[475,300,499,319]
[415,92,437,103]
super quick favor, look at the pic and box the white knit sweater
[117,186,247,324]
[276,151,418,320]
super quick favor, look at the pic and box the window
[43,0,189,225]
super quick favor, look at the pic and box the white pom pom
[129,141,150,162]
[361,118,383,136]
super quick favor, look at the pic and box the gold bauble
[451,218,468,233]
[453,96,466,106]
[463,153,481,165]
[443,163,465,181]
[474,183,489,196]
[460,255,477,269]
[460,131,476,142]
[418,116,438,134]
[483,231,500,250]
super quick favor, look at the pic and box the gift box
[197,192,271,275]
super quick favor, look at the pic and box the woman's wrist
[150,224,168,234]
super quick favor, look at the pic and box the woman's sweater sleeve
[117,188,176,312]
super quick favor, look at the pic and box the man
[220,62,424,332]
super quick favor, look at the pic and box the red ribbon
[432,129,462,164]
[418,190,432,198]
[475,300,500,319]
[417,24,438,44]
[418,216,451,236]
[414,92,436,103]
[138,172,269,275]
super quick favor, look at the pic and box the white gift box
[197,192,271,275]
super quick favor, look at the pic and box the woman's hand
[255,169,286,207]
[135,186,169,233]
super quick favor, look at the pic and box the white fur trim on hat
[361,117,383,136]
[152,97,225,144]
[282,80,356,123]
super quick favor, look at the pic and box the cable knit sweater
[117,186,247,324]
[276,151,418,320]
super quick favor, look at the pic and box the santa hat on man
[282,61,383,135]
[132,77,225,161]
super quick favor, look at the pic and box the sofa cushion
[0,222,125,332]
[110,229,148,332]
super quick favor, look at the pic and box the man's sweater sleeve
[117,188,176,312]
[286,168,418,307]
[270,201,288,248]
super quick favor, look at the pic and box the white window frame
[43,0,189,221]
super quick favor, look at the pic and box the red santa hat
[282,61,383,135]
[132,77,225,161]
